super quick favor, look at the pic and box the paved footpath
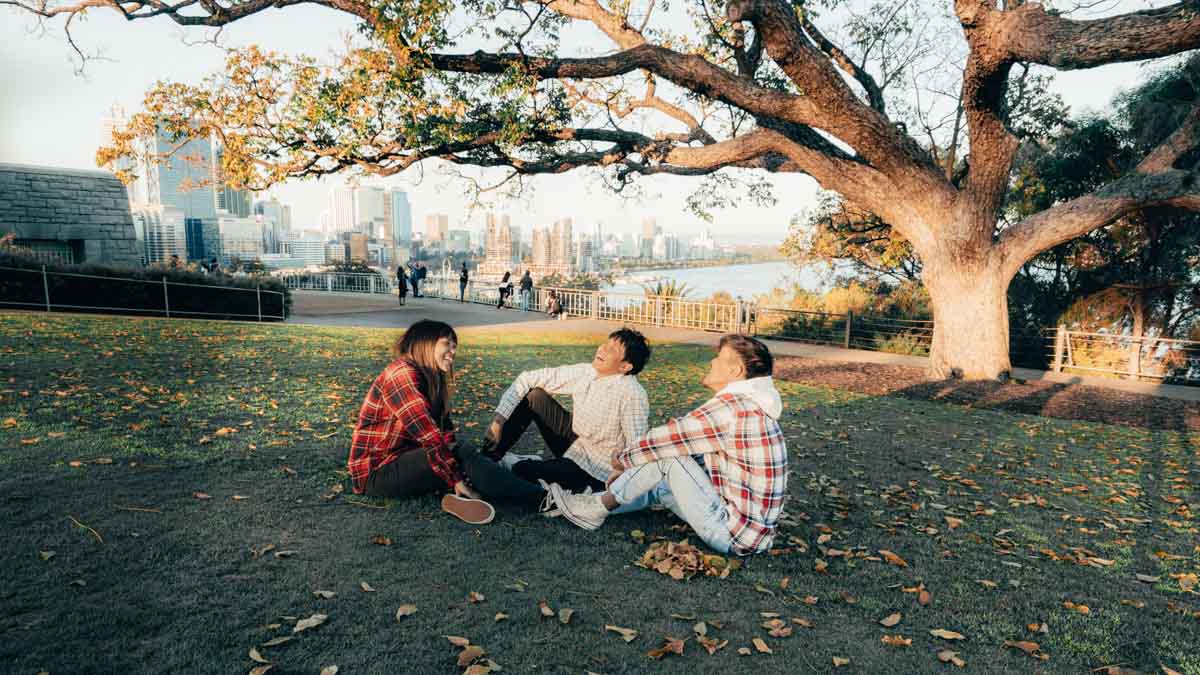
[291,291,1200,403]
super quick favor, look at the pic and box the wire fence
[1051,328,1200,384]
[0,264,287,321]
[277,271,394,295]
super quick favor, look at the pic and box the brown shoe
[442,494,495,525]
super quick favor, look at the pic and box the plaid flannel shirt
[616,386,788,555]
[348,359,459,493]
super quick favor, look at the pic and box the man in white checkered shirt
[481,328,652,492]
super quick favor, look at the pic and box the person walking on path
[518,270,533,311]
[409,262,421,298]
[396,266,408,306]
[459,262,469,302]
[346,320,543,524]
[481,329,652,492]
[417,263,428,296]
[545,335,787,556]
[545,289,565,320]
[497,271,512,309]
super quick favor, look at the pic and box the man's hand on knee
[488,413,506,442]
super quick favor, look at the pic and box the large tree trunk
[923,254,1013,381]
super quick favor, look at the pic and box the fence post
[256,285,263,322]
[41,265,51,312]
[1052,325,1065,373]
[590,291,600,320]
[162,277,171,318]
[1131,335,1142,381]
[326,275,332,292]
[843,310,853,349]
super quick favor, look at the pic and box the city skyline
[0,2,1164,246]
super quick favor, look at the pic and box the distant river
[604,261,829,300]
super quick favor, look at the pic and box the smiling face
[592,338,631,377]
[700,345,746,392]
[433,336,457,373]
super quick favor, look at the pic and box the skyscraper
[328,187,355,235]
[354,186,387,237]
[479,213,516,277]
[388,190,413,246]
[424,213,449,241]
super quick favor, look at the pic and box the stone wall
[0,162,142,268]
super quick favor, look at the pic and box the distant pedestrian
[169,254,182,269]
[518,271,533,311]
[459,262,469,303]
[497,271,512,309]
[545,289,565,320]
[397,266,408,306]
[410,262,421,298]
[417,263,428,296]
[209,258,221,275]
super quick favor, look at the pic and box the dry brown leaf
[919,587,932,606]
[879,550,909,567]
[249,666,273,675]
[944,516,963,530]
[1162,666,1183,675]
[558,608,574,624]
[395,604,417,620]
[469,591,486,604]
[737,647,752,655]
[319,667,338,675]
[693,621,707,636]
[494,612,508,622]
[881,634,911,647]
[814,559,829,574]
[248,648,269,664]
[231,495,250,501]
[39,550,55,561]
[293,614,327,633]
[930,629,966,641]
[313,590,336,599]
[976,579,998,589]
[879,612,902,627]
[647,637,686,659]
[1136,573,1161,583]
[360,581,376,592]
[605,624,638,642]
[832,656,850,667]
[193,492,212,500]
[444,635,471,647]
[938,650,966,667]
[1004,640,1040,655]
[463,666,492,675]
[215,426,238,436]
[457,645,486,667]
[792,617,814,629]
[260,636,292,647]
[538,600,554,617]
[752,638,772,654]
[370,535,392,546]
[803,595,819,605]
[697,635,728,655]
[273,550,297,559]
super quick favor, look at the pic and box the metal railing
[1051,327,1200,383]
[278,271,393,295]
[0,264,286,321]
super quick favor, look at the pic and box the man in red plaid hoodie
[547,334,787,555]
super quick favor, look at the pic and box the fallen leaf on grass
[832,656,850,667]
[39,551,55,561]
[976,579,998,589]
[68,460,83,468]
[198,436,212,445]
[930,629,965,640]
[1173,572,1198,593]
[879,612,902,627]
[1062,600,1089,614]
[697,636,728,655]
[319,667,338,675]
[313,590,336,599]
[792,617,814,628]
[538,600,554,617]
[647,637,686,659]
[249,648,270,664]
[395,605,417,620]
[273,550,297,559]
[803,595,819,605]
[761,619,792,638]
[260,637,292,647]
[879,550,909,567]
[360,581,376,592]
[494,613,508,622]
[938,650,966,667]
[1004,640,1040,654]
[919,588,931,606]
[463,666,492,675]
[215,427,238,436]
[468,591,486,604]
[737,647,752,656]
[457,645,486,667]
[20,437,40,445]
[1136,574,1161,584]
[605,624,638,642]
[752,638,772,654]
[231,495,250,501]
[371,535,392,546]
[94,457,113,465]
[293,614,326,633]
[444,635,471,647]
[944,516,963,530]
[881,635,911,647]
[558,608,574,624]
[193,492,212,500]
[814,559,829,574]
[249,666,273,675]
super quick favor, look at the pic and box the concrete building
[340,231,369,263]
[652,231,682,261]
[0,163,143,267]
[133,205,187,265]
[424,213,449,242]
[386,189,412,246]
[640,217,660,258]
[284,235,326,267]
[445,229,470,253]
[478,213,516,277]
[328,187,355,235]
[354,186,387,237]
[217,215,264,265]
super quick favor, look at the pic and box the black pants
[410,279,420,297]
[364,445,544,505]
[484,388,606,492]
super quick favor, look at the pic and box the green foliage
[538,271,612,290]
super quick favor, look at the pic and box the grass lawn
[1,312,1198,675]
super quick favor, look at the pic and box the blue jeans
[608,456,733,553]
[519,289,531,311]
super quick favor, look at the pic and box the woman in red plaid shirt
[347,320,542,524]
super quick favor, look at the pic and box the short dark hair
[719,334,773,378]
[609,328,651,376]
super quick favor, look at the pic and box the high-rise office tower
[424,213,449,241]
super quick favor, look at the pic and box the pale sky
[0,2,1163,242]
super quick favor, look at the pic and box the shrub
[0,251,291,321]
[874,332,930,356]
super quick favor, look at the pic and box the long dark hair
[392,320,458,427]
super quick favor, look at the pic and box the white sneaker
[499,452,542,471]
[548,483,609,531]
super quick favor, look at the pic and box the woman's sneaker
[442,494,495,525]
[547,483,608,531]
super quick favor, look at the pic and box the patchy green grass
[1,312,1198,675]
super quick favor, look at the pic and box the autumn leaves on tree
[15,0,1200,378]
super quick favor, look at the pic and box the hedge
[0,252,291,321]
